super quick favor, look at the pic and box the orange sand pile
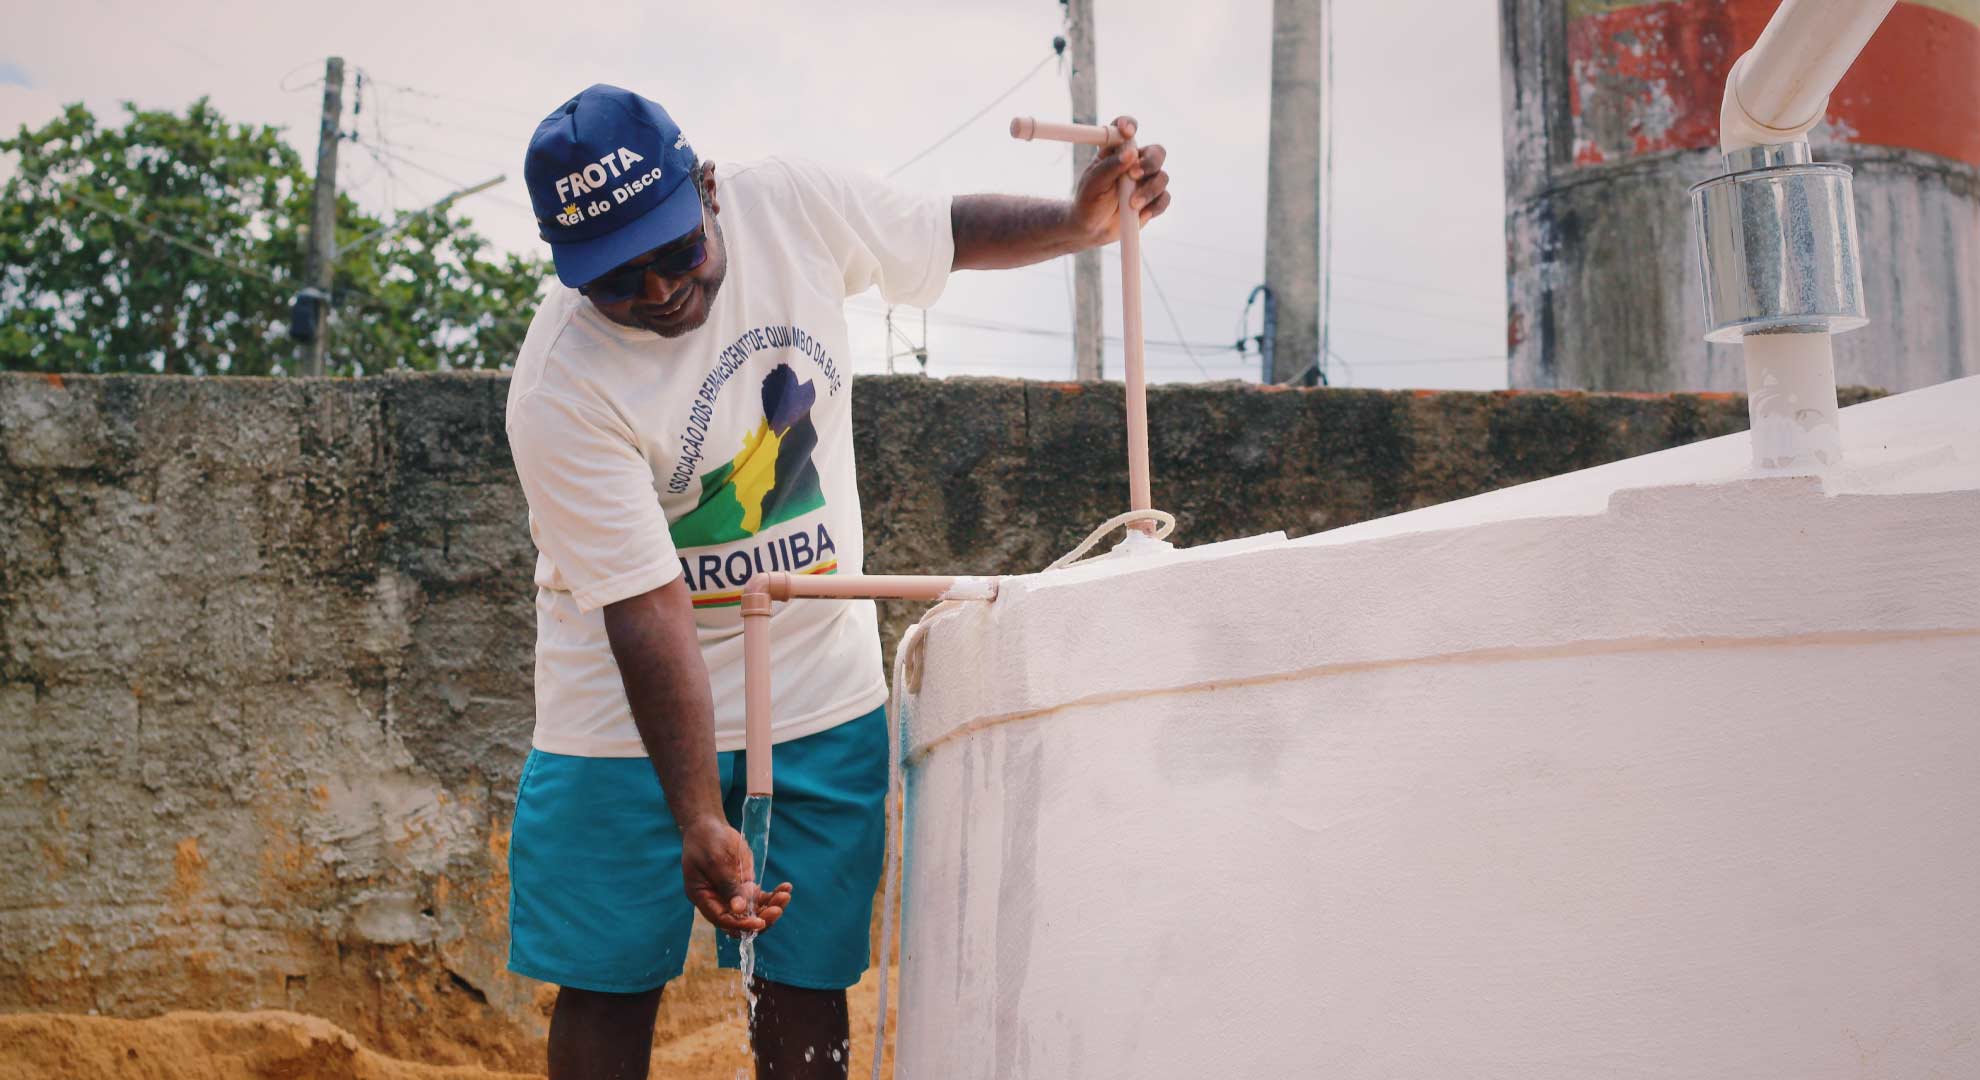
[0,1012,539,1080]
[0,965,898,1079]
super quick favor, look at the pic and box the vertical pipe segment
[1011,116,1157,535]
[740,583,774,797]
[1115,135,1155,534]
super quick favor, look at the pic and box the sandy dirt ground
[0,964,898,1080]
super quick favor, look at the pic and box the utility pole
[1065,0,1104,381]
[1264,0,1321,384]
[302,57,345,377]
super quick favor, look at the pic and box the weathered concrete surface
[0,372,537,1068]
[1501,0,1980,393]
[0,371,1869,1066]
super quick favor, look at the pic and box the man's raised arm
[950,115,1171,272]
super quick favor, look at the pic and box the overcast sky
[1,0,1508,389]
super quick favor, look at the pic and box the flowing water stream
[736,792,773,1074]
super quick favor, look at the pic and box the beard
[635,216,727,338]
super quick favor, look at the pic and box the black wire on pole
[1142,255,1213,378]
[884,50,1058,178]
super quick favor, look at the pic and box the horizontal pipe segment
[754,571,1000,603]
[1009,116,1122,147]
[740,572,999,797]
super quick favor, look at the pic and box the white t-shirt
[505,158,953,757]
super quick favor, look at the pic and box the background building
[1501,0,1979,392]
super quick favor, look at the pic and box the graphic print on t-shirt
[671,362,838,607]
[670,364,824,546]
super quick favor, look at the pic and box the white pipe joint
[1720,0,1897,153]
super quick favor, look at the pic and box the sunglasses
[580,233,708,303]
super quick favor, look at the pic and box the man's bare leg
[548,985,663,1080]
[752,979,850,1079]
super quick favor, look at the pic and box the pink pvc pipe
[1010,116,1157,536]
[739,572,1000,796]
[1009,117,1122,147]
[740,589,774,796]
[1115,142,1152,533]
[765,573,976,602]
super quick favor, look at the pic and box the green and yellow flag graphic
[670,364,826,549]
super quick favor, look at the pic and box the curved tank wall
[1500,0,1979,393]
[895,376,1980,1078]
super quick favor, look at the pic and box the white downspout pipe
[1704,0,1895,474]
[1721,0,1898,153]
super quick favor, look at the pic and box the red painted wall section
[1567,0,1980,167]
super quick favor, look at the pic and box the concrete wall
[0,370,1846,1064]
[1500,0,1980,393]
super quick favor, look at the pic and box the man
[504,84,1170,1080]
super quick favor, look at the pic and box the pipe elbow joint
[741,573,786,616]
[1719,53,1825,155]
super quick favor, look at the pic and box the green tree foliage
[0,99,548,375]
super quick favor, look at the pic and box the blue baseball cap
[525,85,701,288]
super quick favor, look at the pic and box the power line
[278,61,324,94]
[1141,255,1209,378]
[1151,235,1503,308]
[845,302,1232,355]
[1328,293,1501,330]
[367,135,509,174]
[1326,323,1488,353]
[885,50,1058,178]
[1135,245,1502,350]
[997,258,1235,317]
[65,191,288,286]
[1151,235,1255,260]
[1335,269,1501,307]
[1328,347,1355,386]
[382,106,531,148]
[895,350,1251,373]
[358,72,545,121]
[848,300,1497,373]
[353,95,534,216]
[359,140,496,202]
[1345,354,1503,366]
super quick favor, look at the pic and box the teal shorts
[507,706,887,994]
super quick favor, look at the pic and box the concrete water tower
[1500,0,1979,392]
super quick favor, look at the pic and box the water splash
[737,793,773,1063]
[741,794,773,909]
